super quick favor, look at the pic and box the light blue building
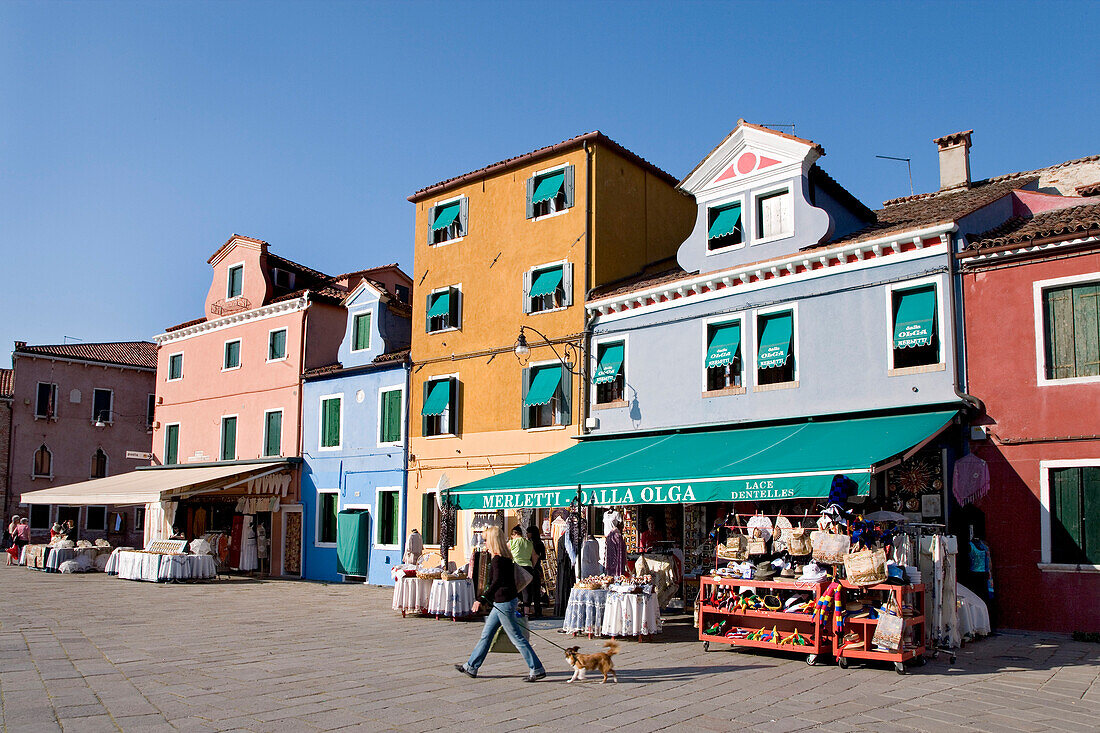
[301,276,412,584]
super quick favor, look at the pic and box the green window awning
[758,312,793,369]
[894,286,936,349]
[531,172,565,204]
[593,343,624,385]
[421,380,451,416]
[529,267,563,298]
[708,204,742,239]
[524,367,562,407]
[706,322,741,369]
[431,202,460,231]
[446,410,957,510]
[426,291,451,318]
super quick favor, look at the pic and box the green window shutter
[558,365,572,427]
[422,495,434,545]
[448,378,459,435]
[264,411,282,457]
[321,398,341,447]
[449,287,460,328]
[221,417,236,460]
[168,354,182,380]
[425,292,432,332]
[381,390,401,443]
[1051,468,1083,564]
[526,177,535,219]
[165,425,179,465]
[354,313,371,350]
[520,368,531,429]
[1072,284,1099,378]
[269,330,286,360]
[1046,287,1077,379]
[225,341,240,369]
[1083,467,1100,564]
[563,165,575,209]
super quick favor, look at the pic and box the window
[264,410,283,457]
[352,312,372,351]
[317,491,338,545]
[524,264,571,314]
[1049,466,1100,564]
[892,284,940,369]
[33,444,52,477]
[168,353,184,381]
[272,268,294,291]
[421,377,458,437]
[86,506,106,531]
[320,396,342,449]
[757,310,796,386]
[527,166,574,218]
[227,264,244,299]
[376,489,400,548]
[35,383,57,418]
[146,394,156,429]
[268,329,287,361]
[135,506,146,531]
[422,493,440,545]
[164,424,180,465]
[393,283,410,304]
[1043,281,1099,380]
[223,339,241,370]
[90,449,108,479]
[756,188,794,241]
[220,416,237,461]
[522,364,570,429]
[705,320,743,391]
[29,504,50,530]
[594,341,625,404]
[428,197,467,244]
[707,201,743,251]
[92,388,113,424]
[379,388,403,445]
[426,287,460,332]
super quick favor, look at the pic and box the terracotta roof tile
[301,362,344,378]
[1076,182,1100,197]
[0,368,13,399]
[966,202,1100,251]
[373,348,411,364]
[165,317,207,333]
[267,252,332,284]
[14,341,157,369]
[302,349,410,379]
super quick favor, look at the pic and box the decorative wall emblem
[714,151,783,183]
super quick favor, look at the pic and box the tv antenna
[876,155,914,196]
[762,123,796,136]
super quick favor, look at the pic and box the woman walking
[454,526,546,682]
[508,525,535,617]
[5,515,21,565]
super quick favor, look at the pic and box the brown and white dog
[564,641,620,683]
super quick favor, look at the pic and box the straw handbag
[872,611,904,651]
[717,535,748,561]
[843,548,888,585]
[811,531,850,564]
[787,528,813,556]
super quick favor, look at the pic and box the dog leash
[525,625,572,652]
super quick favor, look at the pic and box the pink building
[0,369,12,528]
[6,341,156,546]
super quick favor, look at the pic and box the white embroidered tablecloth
[113,551,215,582]
[602,590,662,637]
[46,547,111,572]
[392,576,431,614]
[428,578,474,618]
[563,587,607,635]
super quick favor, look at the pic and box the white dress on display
[239,516,258,572]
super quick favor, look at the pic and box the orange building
[406,132,695,560]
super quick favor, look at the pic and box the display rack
[835,581,926,674]
[698,576,830,665]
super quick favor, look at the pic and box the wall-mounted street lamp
[512,325,586,374]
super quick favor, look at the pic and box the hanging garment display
[952,454,990,505]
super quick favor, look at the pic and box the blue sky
[1,1,1097,368]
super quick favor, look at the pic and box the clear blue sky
[2,1,1097,368]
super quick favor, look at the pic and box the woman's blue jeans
[466,598,544,673]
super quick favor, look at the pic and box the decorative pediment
[712,151,786,184]
[680,121,824,195]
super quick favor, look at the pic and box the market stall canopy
[447,410,957,510]
[19,461,289,506]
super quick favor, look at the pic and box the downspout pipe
[581,140,594,435]
[946,233,984,414]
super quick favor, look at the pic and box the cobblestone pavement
[1,568,1099,732]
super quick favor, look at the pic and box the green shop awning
[708,205,742,239]
[421,380,451,416]
[529,267,563,298]
[432,202,460,231]
[894,287,936,349]
[446,410,957,510]
[531,172,565,204]
[593,343,624,385]
[758,313,793,369]
[524,367,562,407]
[706,322,741,369]
[426,291,451,318]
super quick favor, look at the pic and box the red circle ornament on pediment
[737,152,758,175]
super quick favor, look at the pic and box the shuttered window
[164,424,179,465]
[168,353,183,380]
[268,329,287,360]
[224,340,241,370]
[756,189,793,240]
[428,197,468,244]
[318,492,338,544]
[422,494,440,545]
[526,165,575,218]
[378,490,399,546]
[264,411,282,457]
[352,313,371,351]
[227,264,243,298]
[320,397,342,448]
[379,388,403,444]
[220,416,237,461]
[1050,466,1100,564]
[1044,282,1100,380]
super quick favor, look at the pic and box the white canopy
[19,462,287,506]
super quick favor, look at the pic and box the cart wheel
[838,657,849,669]
[702,641,710,652]
[805,654,817,666]
[894,662,906,675]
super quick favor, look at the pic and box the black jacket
[478,554,518,604]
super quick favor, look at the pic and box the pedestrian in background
[508,525,536,617]
[526,525,546,619]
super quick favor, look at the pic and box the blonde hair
[483,526,513,559]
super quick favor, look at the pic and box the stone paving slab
[1,567,1099,731]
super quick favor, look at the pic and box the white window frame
[701,312,747,395]
[220,414,238,461]
[315,489,339,548]
[427,284,462,334]
[222,338,242,372]
[530,163,572,222]
[163,423,180,465]
[226,261,246,299]
[262,409,283,458]
[1038,458,1100,571]
[350,309,373,353]
[85,505,107,531]
[34,382,58,420]
[318,394,344,451]
[374,486,403,550]
[91,388,114,425]
[751,301,800,391]
[423,373,458,439]
[32,444,53,479]
[167,352,184,382]
[591,333,629,407]
[428,194,467,247]
[377,385,406,448]
[525,260,571,315]
[267,327,288,363]
[751,185,795,245]
[704,194,748,256]
[89,448,109,479]
[1033,271,1100,387]
[885,274,948,374]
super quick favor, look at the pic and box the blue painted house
[301,274,412,584]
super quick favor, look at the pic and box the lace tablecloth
[428,578,474,618]
[602,590,662,637]
[392,576,431,615]
[563,587,607,635]
[23,545,50,569]
[45,547,111,572]
[113,550,215,582]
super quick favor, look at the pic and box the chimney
[934,130,973,191]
